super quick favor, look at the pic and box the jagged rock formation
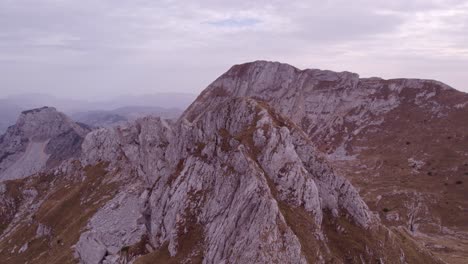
[184,61,468,263]
[0,61,465,263]
[0,107,90,181]
[74,98,388,263]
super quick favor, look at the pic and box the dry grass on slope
[0,162,119,264]
[134,189,206,264]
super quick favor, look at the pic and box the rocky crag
[185,61,468,263]
[0,107,90,181]
[1,61,466,263]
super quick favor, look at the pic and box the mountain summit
[185,60,468,262]
[0,106,90,181]
[1,61,467,263]
[185,61,468,262]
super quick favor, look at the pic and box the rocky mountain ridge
[0,93,196,134]
[1,61,466,263]
[184,61,468,263]
[74,97,389,263]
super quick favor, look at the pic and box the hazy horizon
[1,0,467,100]
[0,91,198,103]
[0,91,198,132]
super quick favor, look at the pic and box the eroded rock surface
[184,60,468,263]
[1,61,461,263]
[72,96,437,263]
[0,107,90,181]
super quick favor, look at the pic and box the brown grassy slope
[331,85,468,263]
[0,163,118,264]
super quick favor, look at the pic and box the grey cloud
[0,0,467,100]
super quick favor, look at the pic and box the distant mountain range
[0,100,23,135]
[0,93,196,133]
[71,106,183,128]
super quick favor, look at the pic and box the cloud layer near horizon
[1,0,467,99]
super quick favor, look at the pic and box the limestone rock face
[0,107,90,181]
[184,61,468,262]
[75,190,147,263]
[140,98,372,263]
[72,98,433,263]
[184,61,454,155]
[0,61,455,264]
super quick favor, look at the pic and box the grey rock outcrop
[184,61,454,158]
[74,96,377,263]
[75,189,147,263]
[0,107,90,181]
[181,61,468,262]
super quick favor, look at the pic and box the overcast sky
[1,0,467,100]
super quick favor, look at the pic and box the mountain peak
[0,107,90,181]
[224,60,360,82]
[182,61,362,122]
[20,106,56,115]
[183,61,461,125]
[13,106,87,141]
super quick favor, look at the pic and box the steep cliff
[184,61,468,262]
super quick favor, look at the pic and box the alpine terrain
[0,61,467,264]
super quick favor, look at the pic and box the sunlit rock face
[2,61,464,263]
